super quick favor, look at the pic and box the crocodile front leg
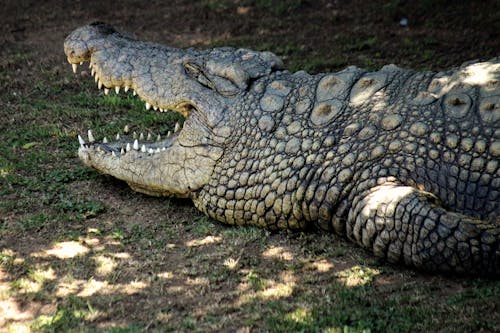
[348,183,499,275]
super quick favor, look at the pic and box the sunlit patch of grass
[185,235,222,247]
[246,269,265,291]
[94,255,118,276]
[223,257,239,270]
[31,295,99,332]
[10,277,41,294]
[260,271,296,299]
[284,307,313,327]
[9,266,56,304]
[0,250,15,266]
[38,241,90,259]
[262,245,294,261]
[237,269,297,309]
[0,159,13,178]
[336,265,380,287]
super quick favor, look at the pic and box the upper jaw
[66,46,209,120]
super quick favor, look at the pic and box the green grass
[264,283,424,332]
[1,21,499,332]
[18,213,49,232]
[31,295,98,332]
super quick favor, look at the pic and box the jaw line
[77,137,191,198]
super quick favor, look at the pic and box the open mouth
[71,61,191,157]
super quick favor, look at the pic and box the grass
[30,295,99,332]
[1,3,500,331]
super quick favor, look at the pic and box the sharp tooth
[67,58,72,64]
[95,74,99,83]
[126,143,131,151]
[124,125,130,133]
[116,133,121,140]
[147,133,152,141]
[156,148,160,153]
[112,151,116,157]
[78,135,86,146]
[88,130,95,143]
[104,88,110,95]
[121,148,125,154]
[145,102,151,110]
[115,86,120,94]
[133,139,139,150]
[174,122,181,132]
[98,80,103,89]
[72,63,77,73]
[139,132,144,140]
[148,148,154,154]
[141,145,147,152]
[153,105,158,111]
[103,137,108,143]
[156,134,161,141]
[91,68,95,76]
[133,90,137,96]
[80,61,83,65]
[167,131,172,137]
[89,62,93,69]
[133,131,137,139]
[124,86,130,92]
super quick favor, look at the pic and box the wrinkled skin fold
[65,22,499,276]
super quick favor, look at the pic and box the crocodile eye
[183,62,202,78]
[183,62,216,91]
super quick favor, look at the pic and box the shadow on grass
[1,197,499,333]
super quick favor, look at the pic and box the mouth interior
[71,60,194,157]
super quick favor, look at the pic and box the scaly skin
[64,23,500,276]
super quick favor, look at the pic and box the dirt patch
[2,1,499,71]
[1,1,499,332]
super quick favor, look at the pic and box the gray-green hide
[64,23,499,276]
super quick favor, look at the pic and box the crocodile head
[64,22,283,197]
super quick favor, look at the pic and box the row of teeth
[71,61,183,157]
[78,122,182,156]
[71,62,167,112]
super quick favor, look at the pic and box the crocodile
[64,22,500,276]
